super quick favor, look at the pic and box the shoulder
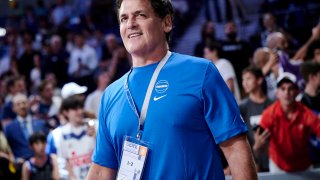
[239,98,250,107]
[262,101,279,116]
[169,52,212,70]
[5,120,19,131]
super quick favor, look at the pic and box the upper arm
[50,154,60,180]
[202,64,247,144]
[92,91,118,168]
[87,162,117,180]
[226,78,235,92]
[22,162,30,180]
[220,134,250,156]
[220,134,257,180]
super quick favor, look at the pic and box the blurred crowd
[0,0,320,179]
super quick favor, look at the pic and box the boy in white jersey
[57,97,96,180]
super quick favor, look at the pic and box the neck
[70,121,82,127]
[305,83,318,97]
[97,85,106,91]
[131,45,168,67]
[34,153,46,159]
[41,98,52,105]
[281,101,296,113]
[249,89,266,103]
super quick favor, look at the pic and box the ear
[162,15,173,33]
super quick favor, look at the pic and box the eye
[138,13,146,18]
[120,16,128,23]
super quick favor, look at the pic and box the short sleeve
[219,60,236,81]
[46,132,57,154]
[92,90,118,169]
[202,63,247,144]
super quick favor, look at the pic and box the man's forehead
[119,0,151,15]
[13,94,27,104]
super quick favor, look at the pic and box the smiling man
[87,0,257,179]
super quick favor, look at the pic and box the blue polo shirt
[93,52,247,179]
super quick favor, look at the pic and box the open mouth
[128,33,142,39]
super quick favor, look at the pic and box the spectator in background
[17,33,37,92]
[204,42,241,103]
[266,25,320,89]
[194,21,217,58]
[251,13,297,49]
[30,81,62,129]
[1,76,27,127]
[4,94,48,165]
[299,61,320,116]
[252,47,279,101]
[0,123,16,179]
[43,35,69,88]
[85,71,111,117]
[47,97,96,180]
[299,61,320,167]
[30,53,42,94]
[259,72,320,172]
[220,21,252,88]
[101,33,120,62]
[239,66,273,172]
[22,132,59,180]
[260,13,282,47]
[50,0,71,27]
[306,40,320,63]
[68,32,98,92]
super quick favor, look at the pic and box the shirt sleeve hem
[92,159,118,169]
[215,126,248,144]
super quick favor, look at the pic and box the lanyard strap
[124,51,172,139]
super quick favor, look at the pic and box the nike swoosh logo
[153,95,167,101]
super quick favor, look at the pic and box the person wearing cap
[258,72,320,172]
[46,96,97,180]
[61,82,87,100]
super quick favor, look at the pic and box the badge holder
[116,136,149,180]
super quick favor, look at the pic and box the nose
[127,17,138,29]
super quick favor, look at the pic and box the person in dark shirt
[22,132,59,180]
[220,21,252,88]
[300,61,320,116]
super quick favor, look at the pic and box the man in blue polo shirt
[87,0,257,179]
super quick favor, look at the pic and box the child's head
[60,96,84,125]
[29,132,47,155]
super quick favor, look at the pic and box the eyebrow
[120,10,145,18]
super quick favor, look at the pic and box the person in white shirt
[204,42,241,103]
[84,71,111,117]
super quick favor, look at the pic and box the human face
[66,108,84,125]
[14,80,26,94]
[203,47,215,60]
[13,94,29,117]
[242,72,259,94]
[314,49,320,63]
[119,0,172,57]
[311,71,320,88]
[276,82,298,106]
[31,141,46,156]
[41,83,54,101]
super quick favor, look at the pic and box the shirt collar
[17,115,32,124]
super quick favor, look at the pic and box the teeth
[129,33,141,38]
